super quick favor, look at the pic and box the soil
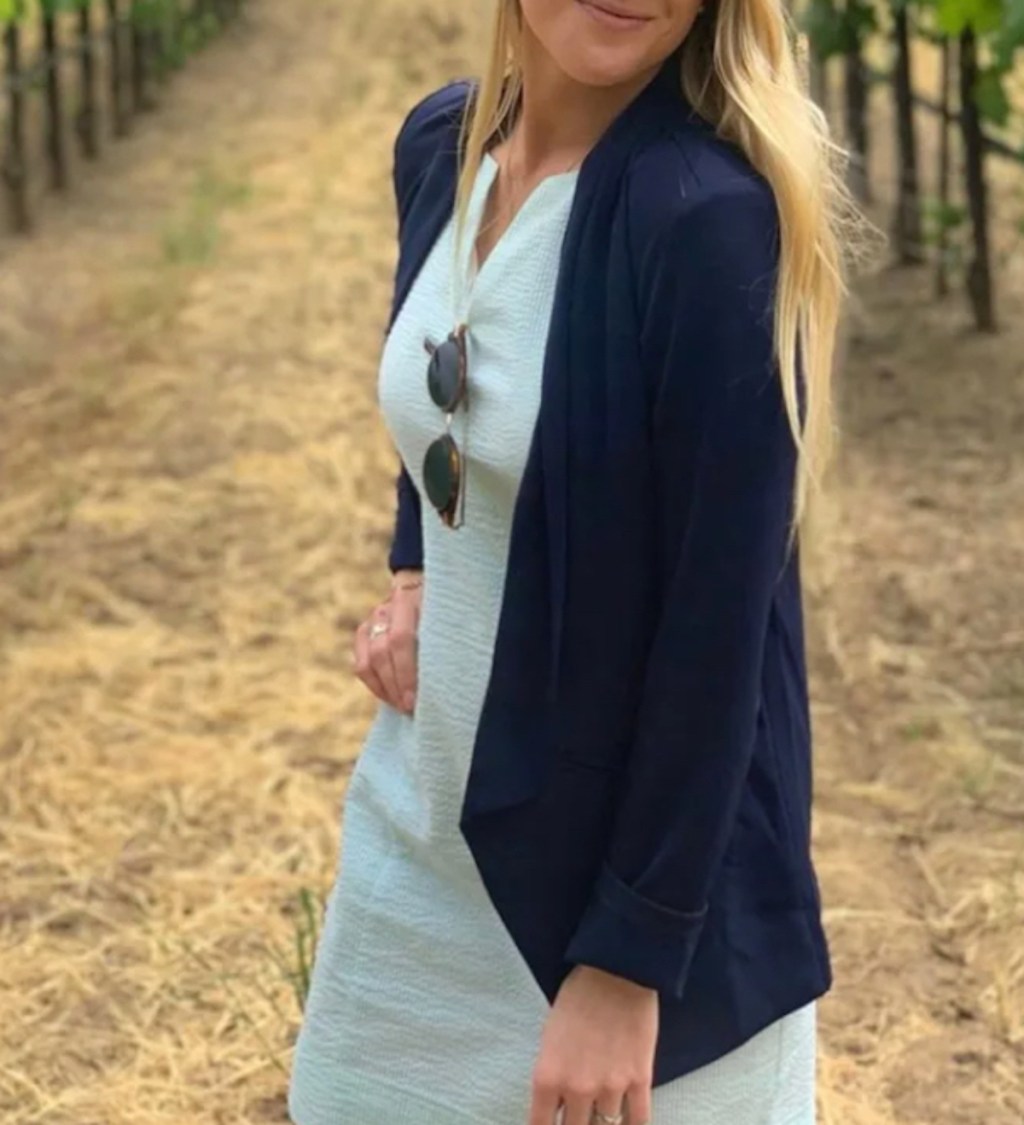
[0,1,1021,1123]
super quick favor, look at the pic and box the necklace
[477,130,584,257]
[455,131,583,317]
[492,129,585,220]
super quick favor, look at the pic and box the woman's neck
[513,24,661,177]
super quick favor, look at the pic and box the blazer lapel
[541,58,694,704]
[387,128,462,334]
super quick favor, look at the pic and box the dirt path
[0,2,1021,1123]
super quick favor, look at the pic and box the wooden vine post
[935,35,953,298]
[890,0,923,263]
[41,2,68,191]
[843,2,871,202]
[958,26,996,331]
[77,1,100,159]
[2,17,30,231]
[130,0,144,111]
[107,0,130,136]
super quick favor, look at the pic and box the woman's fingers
[353,619,389,704]
[526,1083,645,1125]
[387,589,420,713]
[367,606,403,710]
[527,1068,561,1125]
[561,1085,604,1125]
[528,964,657,1125]
[355,580,423,711]
[625,1080,652,1125]
[352,580,423,714]
[546,1084,641,1125]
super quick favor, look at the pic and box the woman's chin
[555,45,655,90]
[554,1,671,86]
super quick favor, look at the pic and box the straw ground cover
[0,1,1022,1122]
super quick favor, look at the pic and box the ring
[591,1113,625,1124]
[368,621,390,639]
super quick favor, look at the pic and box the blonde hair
[456,0,879,542]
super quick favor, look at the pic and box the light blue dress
[288,152,817,1125]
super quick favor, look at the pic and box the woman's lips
[576,0,653,30]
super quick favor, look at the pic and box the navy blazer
[383,53,831,1086]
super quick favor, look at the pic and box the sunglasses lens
[423,434,461,521]
[427,338,463,412]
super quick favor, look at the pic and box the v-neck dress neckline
[454,151,580,322]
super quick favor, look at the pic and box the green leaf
[922,196,968,233]
[800,0,876,58]
[801,2,847,59]
[991,0,1024,68]
[973,67,1010,125]
[0,0,29,21]
[848,0,879,38]
[934,0,1004,35]
[40,0,87,16]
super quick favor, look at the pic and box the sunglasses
[422,323,469,529]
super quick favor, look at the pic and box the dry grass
[0,1,1022,1123]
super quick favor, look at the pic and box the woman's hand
[352,568,423,714]
[529,965,657,1125]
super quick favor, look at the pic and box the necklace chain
[498,128,584,216]
[483,129,584,241]
[456,130,582,317]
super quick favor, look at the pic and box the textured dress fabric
[287,152,817,1125]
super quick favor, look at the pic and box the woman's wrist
[572,963,657,1000]
[391,567,424,592]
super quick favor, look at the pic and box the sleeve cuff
[388,468,424,573]
[388,539,424,573]
[562,862,708,999]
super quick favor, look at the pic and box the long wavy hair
[455,0,877,541]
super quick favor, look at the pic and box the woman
[289,1,863,1123]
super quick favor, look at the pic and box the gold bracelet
[392,577,424,591]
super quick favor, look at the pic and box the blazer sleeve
[384,97,430,574]
[562,183,798,998]
[384,79,472,573]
